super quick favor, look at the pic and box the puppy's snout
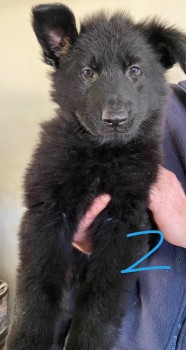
[102,110,129,127]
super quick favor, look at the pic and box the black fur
[5,3,186,350]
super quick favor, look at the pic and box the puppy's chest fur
[56,137,157,220]
[27,119,159,228]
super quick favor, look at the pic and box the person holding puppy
[73,81,186,349]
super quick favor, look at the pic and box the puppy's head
[32,4,186,145]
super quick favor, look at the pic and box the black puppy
[5,3,186,350]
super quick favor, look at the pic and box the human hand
[72,194,111,254]
[73,167,186,255]
[148,166,186,248]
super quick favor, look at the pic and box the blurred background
[0,0,186,310]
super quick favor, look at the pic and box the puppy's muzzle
[102,110,129,128]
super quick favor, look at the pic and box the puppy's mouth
[100,115,134,136]
[75,110,134,137]
[107,124,129,133]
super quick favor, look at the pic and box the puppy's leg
[52,251,88,349]
[65,217,149,350]
[4,208,74,350]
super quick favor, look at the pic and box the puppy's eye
[82,68,94,78]
[129,66,142,77]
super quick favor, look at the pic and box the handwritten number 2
[120,230,171,274]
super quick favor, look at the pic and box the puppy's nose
[102,111,128,127]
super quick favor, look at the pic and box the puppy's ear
[32,3,78,67]
[139,19,186,72]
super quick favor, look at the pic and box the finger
[72,241,93,255]
[77,194,111,232]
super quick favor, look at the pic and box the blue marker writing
[121,230,172,274]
